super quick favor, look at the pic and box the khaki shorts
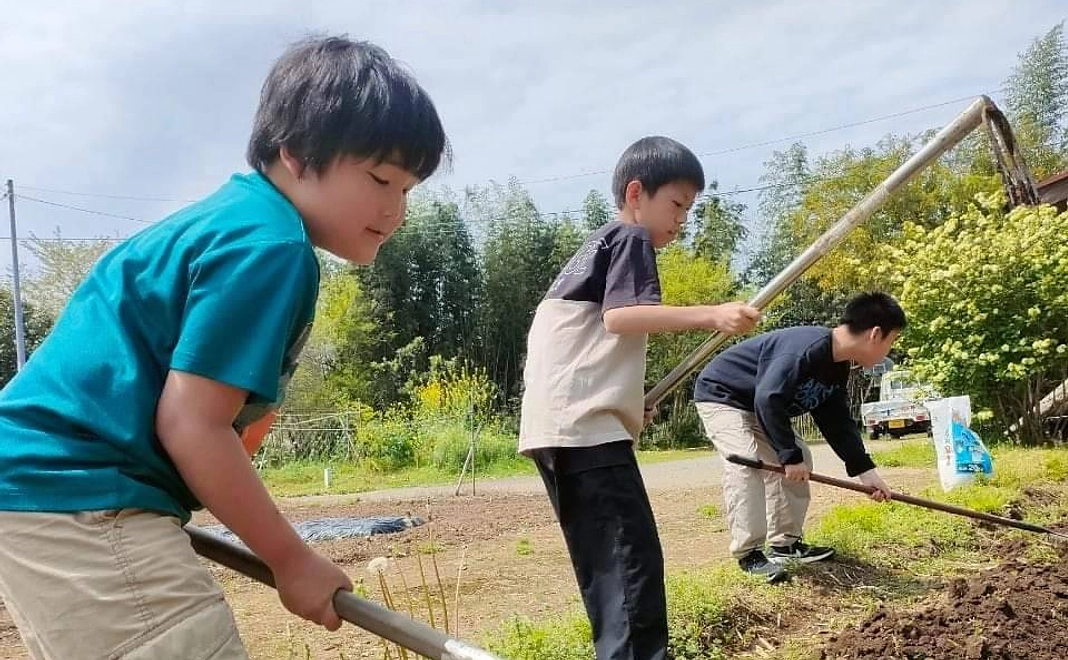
[0,509,248,660]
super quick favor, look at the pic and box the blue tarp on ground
[206,516,426,543]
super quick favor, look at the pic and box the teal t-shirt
[0,172,320,523]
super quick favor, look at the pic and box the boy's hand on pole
[858,469,892,502]
[783,463,811,482]
[273,545,353,631]
[706,303,761,335]
[643,406,658,427]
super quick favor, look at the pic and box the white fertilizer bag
[927,396,993,491]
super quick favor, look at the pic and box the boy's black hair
[611,136,705,209]
[247,36,450,180]
[840,292,907,334]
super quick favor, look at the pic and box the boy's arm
[810,393,890,500]
[752,357,807,466]
[603,301,760,335]
[809,390,877,476]
[156,370,351,631]
[597,230,759,336]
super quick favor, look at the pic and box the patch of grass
[698,504,721,519]
[941,480,1014,514]
[987,445,1068,487]
[666,564,787,659]
[871,438,935,468]
[808,499,974,569]
[515,538,533,556]
[259,457,534,497]
[810,444,1068,572]
[260,446,706,497]
[486,561,787,660]
[486,615,592,660]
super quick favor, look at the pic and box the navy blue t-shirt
[694,326,875,476]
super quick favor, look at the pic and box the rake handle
[185,525,504,660]
[724,454,1062,538]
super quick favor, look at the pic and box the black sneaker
[738,549,789,583]
[767,540,835,564]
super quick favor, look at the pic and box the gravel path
[287,439,906,505]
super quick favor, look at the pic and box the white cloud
[0,0,1062,273]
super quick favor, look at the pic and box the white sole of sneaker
[768,550,835,565]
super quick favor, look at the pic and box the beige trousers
[0,509,249,660]
[696,402,813,557]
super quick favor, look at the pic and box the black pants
[531,441,667,660]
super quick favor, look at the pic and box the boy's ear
[278,146,307,180]
[624,180,644,208]
[868,326,883,343]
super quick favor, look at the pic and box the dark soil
[822,543,1068,659]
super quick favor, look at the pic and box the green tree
[644,245,736,448]
[788,134,996,292]
[361,194,482,370]
[0,288,54,386]
[691,181,747,265]
[1004,21,1068,178]
[286,266,384,409]
[746,143,811,289]
[581,189,613,232]
[748,133,999,332]
[22,233,113,317]
[469,179,582,404]
[860,193,1068,442]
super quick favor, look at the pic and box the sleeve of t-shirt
[753,354,806,465]
[602,233,661,312]
[810,390,876,476]
[170,241,319,402]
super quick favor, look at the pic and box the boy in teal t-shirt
[0,36,448,659]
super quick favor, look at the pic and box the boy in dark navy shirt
[694,292,903,581]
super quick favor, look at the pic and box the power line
[13,93,999,205]
[15,194,153,225]
[0,172,978,244]
[0,236,124,242]
[13,94,1059,244]
[9,173,803,238]
[17,185,197,204]
[519,93,995,185]
[0,152,1024,244]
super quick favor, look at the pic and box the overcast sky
[0,1,1063,276]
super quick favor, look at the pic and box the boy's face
[856,328,901,368]
[288,154,419,265]
[626,181,699,248]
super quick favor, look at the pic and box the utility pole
[7,179,27,370]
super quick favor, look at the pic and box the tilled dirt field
[3,444,1064,659]
[823,544,1068,659]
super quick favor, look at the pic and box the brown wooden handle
[185,526,505,660]
[724,454,1060,537]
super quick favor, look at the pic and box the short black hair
[611,136,705,209]
[840,292,907,334]
[247,36,450,180]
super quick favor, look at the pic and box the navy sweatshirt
[693,326,875,477]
